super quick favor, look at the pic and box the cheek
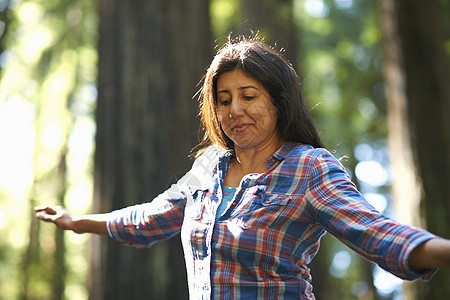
[217,113,225,127]
[253,105,277,123]
[217,108,229,126]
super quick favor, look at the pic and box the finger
[35,206,65,221]
[34,205,49,212]
[34,205,62,214]
[35,211,59,222]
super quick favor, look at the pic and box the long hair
[195,36,324,156]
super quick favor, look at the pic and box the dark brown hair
[195,36,323,156]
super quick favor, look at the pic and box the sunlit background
[0,0,447,299]
[0,0,96,298]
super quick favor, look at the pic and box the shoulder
[180,145,229,190]
[278,144,354,197]
[282,143,340,167]
[193,145,228,168]
[277,143,347,181]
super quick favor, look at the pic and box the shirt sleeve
[304,149,437,281]
[106,180,188,247]
[106,147,221,248]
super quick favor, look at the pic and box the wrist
[71,214,109,235]
[429,238,450,268]
[71,216,86,234]
[409,238,450,269]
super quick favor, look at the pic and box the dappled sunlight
[355,160,389,187]
[304,0,330,18]
[0,98,35,198]
[330,250,352,278]
[373,265,404,298]
[0,0,97,298]
[335,0,354,9]
[364,193,388,213]
[0,209,5,228]
[17,2,44,24]
[16,3,55,64]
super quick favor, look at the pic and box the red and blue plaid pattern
[107,143,436,299]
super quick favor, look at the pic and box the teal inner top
[217,185,237,219]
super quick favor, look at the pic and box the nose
[229,99,244,119]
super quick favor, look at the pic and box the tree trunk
[51,151,68,300]
[90,0,211,299]
[380,0,450,298]
[238,0,298,63]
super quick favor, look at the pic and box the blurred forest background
[0,0,449,299]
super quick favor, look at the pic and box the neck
[223,138,285,188]
[233,138,285,174]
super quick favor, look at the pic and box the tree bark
[90,0,211,299]
[51,151,68,300]
[238,0,298,63]
[380,0,450,298]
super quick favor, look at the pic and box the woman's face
[216,69,283,152]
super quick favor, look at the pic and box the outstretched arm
[35,205,109,235]
[409,238,450,270]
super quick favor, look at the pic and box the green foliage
[210,0,241,38]
[0,0,97,299]
[297,0,385,150]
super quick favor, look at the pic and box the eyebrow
[217,85,260,94]
[239,85,259,91]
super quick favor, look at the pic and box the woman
[35,37,450,299]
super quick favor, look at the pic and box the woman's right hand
[34,205,109,235]
[34,205,76,231]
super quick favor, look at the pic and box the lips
[233,123,250,133]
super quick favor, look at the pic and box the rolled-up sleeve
[107,183,187,247]
[106,147,221,248]
[305,149,437,281]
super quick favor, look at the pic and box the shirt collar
[271,142,297,161]
[216,142,312,171]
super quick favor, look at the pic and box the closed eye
[219,99,231,106]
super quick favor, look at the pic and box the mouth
[233,123,250,133]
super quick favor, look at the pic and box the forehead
[216,69,263,91]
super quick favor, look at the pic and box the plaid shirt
[107,142,436,299]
